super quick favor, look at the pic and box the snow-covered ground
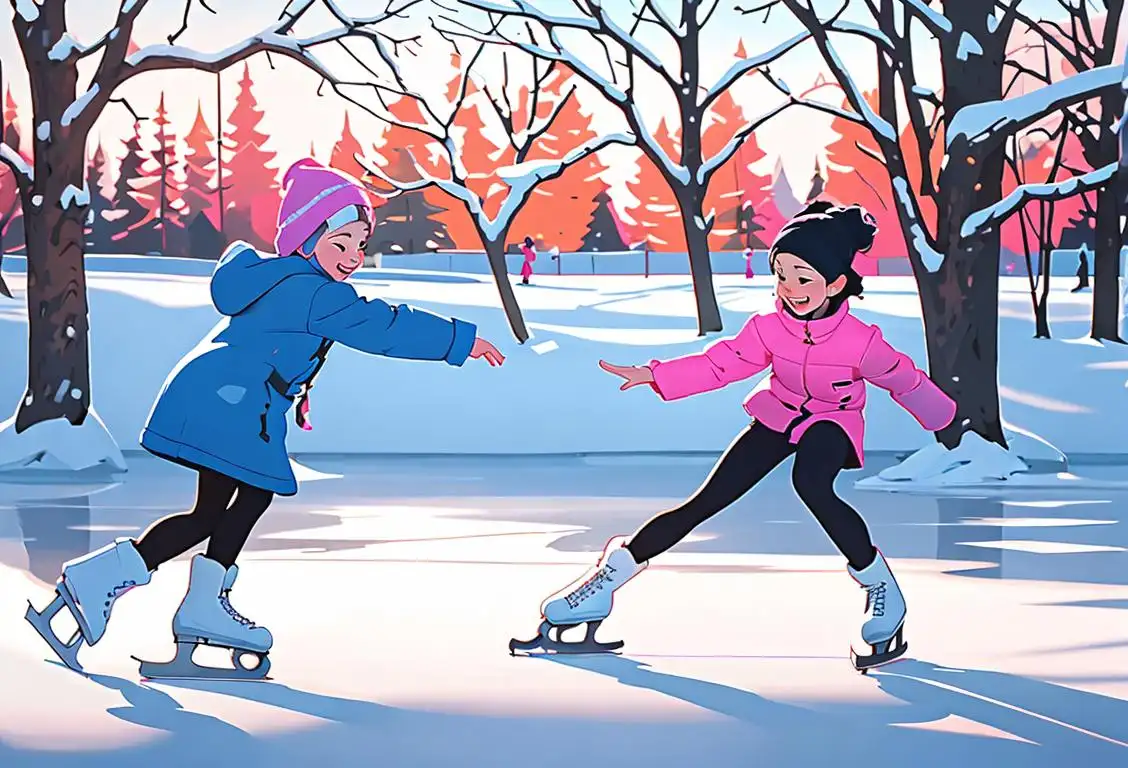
[0,263,1123,462]
[0,454,1126,766]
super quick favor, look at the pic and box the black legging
[134,468,274,572]
[627,420,877,571]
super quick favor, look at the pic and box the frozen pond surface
[0,454,1126,766]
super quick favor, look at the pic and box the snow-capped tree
[343,37,632,341]
[1006,1,1125,341]
[448,0,813,334]
[774,0,1121,451]
[0,0,420,469]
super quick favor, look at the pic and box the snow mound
[0,409,127,479]
[855,431,1099,491]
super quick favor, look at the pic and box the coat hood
[210,243,319,316]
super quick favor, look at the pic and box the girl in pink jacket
[511,202,957,671]
[520,236,536,285]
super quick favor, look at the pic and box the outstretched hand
[469,337,505,367]
[599,359,654,391]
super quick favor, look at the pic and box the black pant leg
[627,422,795,563]
[134,469,238,571]
[791,421,877,571]
[205,484,275,569]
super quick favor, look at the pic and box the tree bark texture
[481,234,530,343]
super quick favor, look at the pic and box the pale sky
[0,0,1102,207]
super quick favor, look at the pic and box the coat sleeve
[858,326,956,430]
[647,315,772,401]
[306,281,477,365]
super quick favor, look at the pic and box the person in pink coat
[519,236,536,285]
[743,246,755,278]
[518,201,956,671]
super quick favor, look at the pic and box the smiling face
[772,250,847,316]
[312,220,370,281]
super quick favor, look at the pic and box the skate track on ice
[0,455,1127,767]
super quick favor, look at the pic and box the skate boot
[848,549,908,673]
[510,536,647,655]
[135,555,272,680]
[25,538,151,673]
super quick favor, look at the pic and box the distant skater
[1073,247,1090,293]
[26,158,505,680]
[744,247,755,279]
[510,201,956,672]
[520,236,536,285]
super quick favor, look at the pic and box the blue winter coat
[141,242,477,495]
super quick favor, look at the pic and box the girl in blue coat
[29,159,504,675]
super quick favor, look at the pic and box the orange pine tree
[329,112,385,211]
[823,90,941,261]
[623,116,685,250]
[509,79,607,251]
[223,63,282,250]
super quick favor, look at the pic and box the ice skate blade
[509,620,624,656]
[851,628,908,674]
[25,594,86,674]
[134,641,271,681]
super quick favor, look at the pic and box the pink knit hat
[275,158,372,256]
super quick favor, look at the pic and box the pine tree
[84,143,114,251]
[147,92,187,253]
[375,96,457,251]
[224,63,281,250]
[329,112,384,210]
[508,76,606,251]
[805,158,826,202]
[181,100,217,225]
[106,121,160,254]
[579,188,629,251]
[623,117,684,250]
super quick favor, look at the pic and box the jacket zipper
[798,322,814,413]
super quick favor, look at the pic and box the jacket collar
[774,298,850,341]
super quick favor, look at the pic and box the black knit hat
[770,201,878,284]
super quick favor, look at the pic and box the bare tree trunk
[920,0,1007,449]
[675,187,723,335]
[1035,243,1052,338]
[1091,179,1123,341]
[481,233,529,343]
[15,140,92,431]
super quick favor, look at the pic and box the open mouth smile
[787,296,811,308]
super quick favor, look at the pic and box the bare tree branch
[961,162,1116,237]
[0,145,32,186]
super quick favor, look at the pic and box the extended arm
[859,327,956,430]
[307,281,476,365]
[648,315,772,401]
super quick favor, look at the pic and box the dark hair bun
[833,205,878,254]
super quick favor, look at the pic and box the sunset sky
[0,0,1113,210]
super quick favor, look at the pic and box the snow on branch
[698,95,794,183]
[947,64,1121,149]
[900,0,953,37]
[0,145,33,184]
[699,32,809,110]
[960,162,1116,238]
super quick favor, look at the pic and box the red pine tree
[623,117,685,250]
[0,88,25,254]
[148,92,187,252]
[509,78,607,251]
[223,63,281,250]
[329,112,384,209]
[182,100,218,226]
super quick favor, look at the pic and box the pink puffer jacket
[648,299,956,466]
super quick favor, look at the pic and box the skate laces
[103,580,138,618]
[864,582,887,617]
[565,563,618,609]
[220,591,255,626]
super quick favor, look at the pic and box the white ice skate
[848,549,908,673]
[135,555,273,680]
[25,538,151,673]
[510,536,647,655]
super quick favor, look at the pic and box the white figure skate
[135,555,273,681]
[848,549,908,673]
[510,536,647,655]
[25,538,151,673]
